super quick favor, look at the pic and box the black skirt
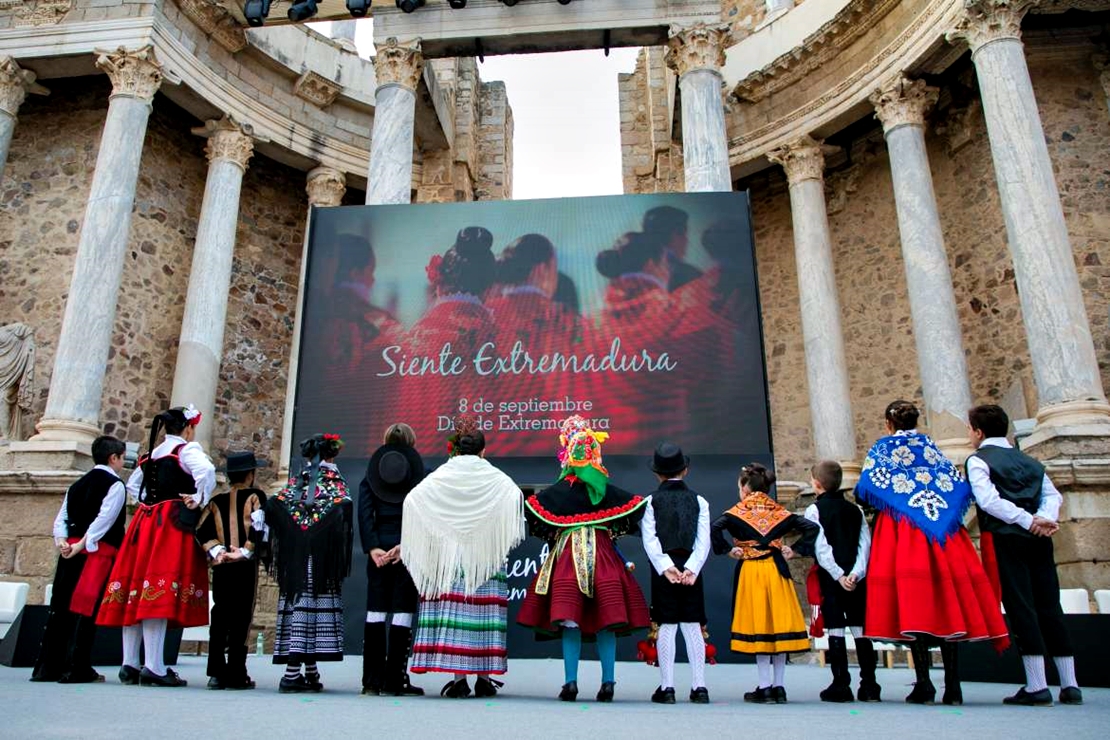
[366,559,419,613]
[649,551,707,625]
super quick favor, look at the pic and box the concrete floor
[1,656,1106,740]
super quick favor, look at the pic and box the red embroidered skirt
[97,500,209,629]
[865,513,1008,643]
[518,529,650,637]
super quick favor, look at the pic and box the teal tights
[562,628,616,684]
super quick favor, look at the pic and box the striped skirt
[411,573,508,675]
[273,558,345,664]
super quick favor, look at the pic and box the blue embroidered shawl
[856,431,971,544]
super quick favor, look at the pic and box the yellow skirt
[730,557,809,655]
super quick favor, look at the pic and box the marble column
[871,76,975,462]
[949,0,1110,454]
[366,37,422,205]
[0,56,47,180]
[768,136,858,475]
[30,47,163,454]
[273,166,347,487]
[169,116,255,450]
[666,24,732,193]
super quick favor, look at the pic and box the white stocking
[391,612,413,628]
[122,624,142,669]
[679,622,706,689]
[656,623,677,689]
[772,653,787,687]
[365,611,387,623]
[756,654,772,689]
[141,618,167,675]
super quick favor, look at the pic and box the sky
[309,20,640,200]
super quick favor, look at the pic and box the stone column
[768,136,859,477]
[666,24,732,193]
[169,116,255,450]
[366,37,422,205]
[273,166,347,488]
[23,47,163,464]
[950,1,1110,456]
[0,56,47,180]
[871,76,975,462]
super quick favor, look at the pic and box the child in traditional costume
[195,450,268,690]
[31,435,127,684]
[98,405,214,687]
[401,418,525,698]
[640,442,711,705]
[268,434,354,694]
[858,400,1008,706]
[710,463,817,704]
[967,404,1081,706]
[517,416,650,703]
[804,460,880,703]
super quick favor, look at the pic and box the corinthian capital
[373,37,424,91]
[666,23,730,77]
[0,55,48,118]
[767,135,837,185]
[870,76,940,133]
[306,166,346,207]
[192,115,255,170]
[95,45,164,102]
[947,0,1038,53]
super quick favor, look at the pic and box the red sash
[806,563,825,637]
[68,537,118,617]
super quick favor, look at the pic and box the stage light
[287,0,318,21]
[243,0,271,26]
[396,0,425,12]
[448,0,467,8]
[347,0,369,16]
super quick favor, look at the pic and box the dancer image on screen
[642,206,701,292]
[856,400,1008,706]
[358,422,426,697]
[267,433,354,694]
[31,435,127,684]
[194,450,268,690]
[804,460,880,703]
[966,404,1082,707]
[710,463,817,704]
[400,417,525,698]
[517,416,650,703]
[97,405,215,687]
[639,442,711,705]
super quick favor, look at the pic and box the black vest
[650,481,700,554]
[65,467,126,548]
[971,445,1043,538]
[139,445,198,505]
[814,490,863,574]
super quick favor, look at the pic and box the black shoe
[905,683,936,705]
[118,666,141,686]
[29,670,63,683]
[58,669,104,684]
[384,672,425,697]
[361,685,382,696]
[651,686,676,704]
[475,676,504,698]
[1059,687,1083,706]
[942,685,963,706]
[596,681,615,703]
[139,667,187,687]
[690,687,710,704]
[1003,687,1053,706]
[744,686,773,704]
[857,681,882,703]
[304,675,324,692]
[224,676,256,691]
[771,686,788,704]
[206,677,225,690]
[820,682,854,703]
[441,678,471,698]
[279,675,313,694]
[558,681,578,702]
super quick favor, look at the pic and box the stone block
[0,494,62,538]
[0,537,16,573]
[15,536,58,578]
[1054,518,1110,565]
[1057,560,1110,593]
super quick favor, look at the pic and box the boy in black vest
[31,435,127,683]
[640,442,711,704]
[804,460,880,703]
[967,404,1081,707]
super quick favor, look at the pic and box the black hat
[222,450,267,474]
[367,443,425,504]
[650,442,689,476]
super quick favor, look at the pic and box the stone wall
[475,80,513,201]
[0,0,153,31]
[619,47,684,195]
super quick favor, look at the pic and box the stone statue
[0,323,35,441]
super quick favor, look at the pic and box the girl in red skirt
[857,400,1008,705]
[517,416,650,702]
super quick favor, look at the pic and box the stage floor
[1,657,1106,739]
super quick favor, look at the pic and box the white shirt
[126,434,216,507]
[640,488,711,577]
[803,500,870,582]
[52,465,126,553]
[967,437,1062,531]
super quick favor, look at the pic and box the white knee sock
[656,624,677,689]
[848,626,864,639]
[141,618,167,675]
[391,612,413,628]
[1054,656,1078,689]
[366,611,387,623]
[772,654,787,688]
[828,627,845,637]
[756,654,772,688]
[122,624,142,669]
[679,622,706,689]
[1022,655,1047,692]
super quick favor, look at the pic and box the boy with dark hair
[967,404,1081,706]
[31,435,127,683]
[803,460,879,703]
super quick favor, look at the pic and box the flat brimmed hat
[650,442,689,476]
[367,443,424,504]
[222,450,268,474]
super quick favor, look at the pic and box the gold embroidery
[570,527,596,599]
[731,537,784,560]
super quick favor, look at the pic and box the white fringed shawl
[401,455,526,598]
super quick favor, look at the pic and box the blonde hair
[383,422,416,448]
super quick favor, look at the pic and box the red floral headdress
[425,254,444,287]
[182,404,202,427]
[447,414,480,457]
[557,415,610,505]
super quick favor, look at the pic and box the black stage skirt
[650,551,707,625]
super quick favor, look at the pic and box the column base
[935,437,976,466]
[269,466,292,494]
[1023,399,1110,460]
[840,460,862,491]
[1037,455,1110,593]
[6,439,94,471]
[30,417,101,444]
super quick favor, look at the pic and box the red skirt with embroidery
[97,500,209,629]
[865,513,1007,643]
[517,529,650,638]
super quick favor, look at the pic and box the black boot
[940,642,962,706]
[905,641,935,704]
[384,625,424,696]
[361,622,386,695]
[855,637,882,702]
[820,636,854,703]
